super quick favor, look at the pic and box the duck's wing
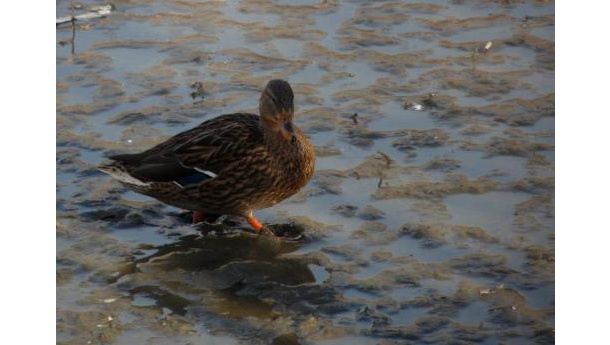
[108,113,263,187]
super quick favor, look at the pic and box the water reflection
[120,230,320,321]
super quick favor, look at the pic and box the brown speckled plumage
[99,80,315,226]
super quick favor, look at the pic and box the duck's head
[260,79,296,142]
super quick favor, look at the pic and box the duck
[99,79,315,233]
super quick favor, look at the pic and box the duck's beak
[281,121,295,141]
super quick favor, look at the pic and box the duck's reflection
[120,226,319,320]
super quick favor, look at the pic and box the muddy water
[56,0,554,344]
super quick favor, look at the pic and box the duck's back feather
[108,113,263,186]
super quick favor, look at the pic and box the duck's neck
[261,122,315,186]
[262,123,291,155]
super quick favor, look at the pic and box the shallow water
[56,0,554,344]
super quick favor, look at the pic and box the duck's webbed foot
[192,211,206,224]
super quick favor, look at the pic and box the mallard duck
[99,79,315,233]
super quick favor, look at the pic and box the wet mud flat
[57,0,554,344]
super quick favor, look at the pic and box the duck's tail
[98,163,151,187]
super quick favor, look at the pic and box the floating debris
[376,151,393,166]
[56,5,113,26]
[350,112,359,125]
[190,81,205,100]
[421,93,438,108]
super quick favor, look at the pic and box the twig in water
[376,150,392,167]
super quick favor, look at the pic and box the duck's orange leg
[246,213,264,233]
[192,211,206,224]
